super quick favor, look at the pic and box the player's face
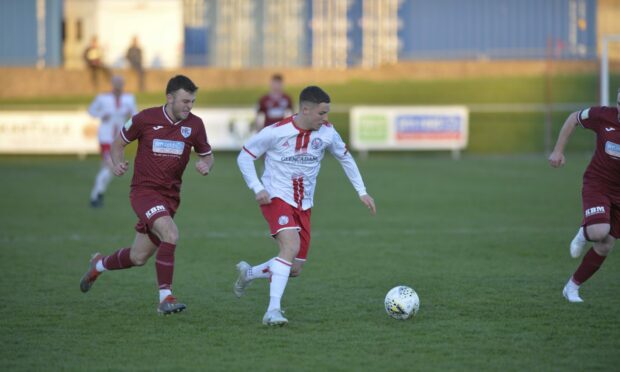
[112,77,124,95]
[167,89,196,121]
[270,80,283,95]
[303,102,330,131]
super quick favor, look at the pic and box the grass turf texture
[1,153,619,370]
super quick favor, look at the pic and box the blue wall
[0,0,63,67]
[397,0,597,60]
[182,0,598,67]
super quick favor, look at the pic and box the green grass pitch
[1,152,619,370]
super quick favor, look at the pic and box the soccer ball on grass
[384,285,420,320]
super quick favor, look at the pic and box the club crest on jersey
[181,126,192,138]
[278,215,289,225]
[311,137,323,150]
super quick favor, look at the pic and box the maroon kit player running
[80,75,214,314]
[255,74,293,131]
[549,88,620,303]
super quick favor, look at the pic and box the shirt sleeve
[577,106,604,131]
[328,128,367,196]
[120,111,144,143]
[237,127,276,194]
[241,125,275,160]
[193,120,213,156]
[237,150,264,194]
[87,95,104,118]
[257,96,267,115]
[286,95,293,110]
[129,95,138,116]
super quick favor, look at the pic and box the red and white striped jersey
[88,92,138,144]
[238,115,367,210]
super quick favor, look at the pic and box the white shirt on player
[238,115,367,210]
[88,92,138,144]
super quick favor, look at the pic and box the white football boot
[262,309,288,326]
[233,261,252,298]
[562,279,584,303]
[570,227,587,258]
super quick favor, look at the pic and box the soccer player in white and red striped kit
[549,89,620,303]
[80,75,214,314]
[87,75,137,207]
[234,86,376,325]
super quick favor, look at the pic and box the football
[384,285,420,320]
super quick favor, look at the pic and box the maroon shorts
[260,197,312,260]
[581,182,620,239]
[130,189,179,245]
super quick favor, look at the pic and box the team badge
[278,215,289,225]
[181,126,192,138]
[311,137,323,150]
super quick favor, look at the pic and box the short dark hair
[271,74,283,82]
[166,75,198,95]
[299,86,330,105]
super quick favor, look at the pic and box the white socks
[566,278,580,289]
[247,259,272,280]
[95,259,106,272]
[159,289,172,303]
[90,167,113,200]
[268,258,292,311]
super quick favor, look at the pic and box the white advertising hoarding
[191,108,255,150]
[350,106,469,151]
[0,111,100,155]
[0,108,256,155]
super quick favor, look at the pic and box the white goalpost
[600,34,620,106]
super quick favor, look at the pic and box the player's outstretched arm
[360,194,376,215]
[195,154,214,176]
[110,136,129,176]
[548,111,579,168]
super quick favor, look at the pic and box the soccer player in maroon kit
[549,89,620,303]
[255,74,293,131]
[79,75,214,314]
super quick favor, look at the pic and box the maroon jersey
[257,93,293,126]
[120,106,212,195]
[577,106,620,187]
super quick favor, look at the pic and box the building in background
[399,0,595,60]
[64,0,183,69]
[1,0,618,69]
[0,0,63,67]
[183,0,600,68]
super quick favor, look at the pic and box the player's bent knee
[283,244,300,257]
[154,219,179,244]
[586,224,611,242]
[164,228,179,244]
[594,237,615,256]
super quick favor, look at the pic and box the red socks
[101,243,177,291]
[102,248,134,270]
[155,242,176,290]
[572,248,607,285]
